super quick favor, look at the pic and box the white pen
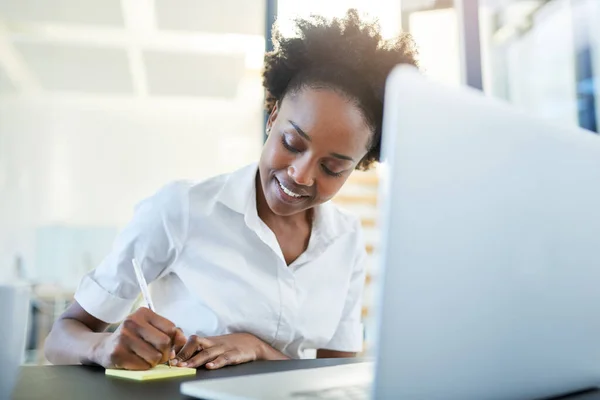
[131,258,155,311]
[131,258,172,367]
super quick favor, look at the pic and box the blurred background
[0,0,598,364]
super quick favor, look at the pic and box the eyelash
[321,165,344,178]
[280,136,344,178]
[281,136,300,153]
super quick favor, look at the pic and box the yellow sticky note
[105,364,197,381]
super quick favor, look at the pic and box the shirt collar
[216,162,258,215]
[216,163,355,244]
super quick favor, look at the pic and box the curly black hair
[263,9,418,170]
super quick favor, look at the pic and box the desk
[13,358,362,400]
[12,358,600,400]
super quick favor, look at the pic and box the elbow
[43,318,75,365]
[43,322,61,364]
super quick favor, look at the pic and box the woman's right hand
[93,307,187,370]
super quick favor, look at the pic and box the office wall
[0,94,263,285]
[507,0,578,126]
[480,0,599,131]
[0,0,267,287]
[584,0,600,128]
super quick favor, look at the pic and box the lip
[273,177,311,204]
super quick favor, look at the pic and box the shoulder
[322,201,363,239]
[151,171,230,212]
[331,203,362,232]
[319,201,366,264]
[187,172,230,208]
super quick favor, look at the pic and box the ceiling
[401,0,547,12]
[0,0,265,99]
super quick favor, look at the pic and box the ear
[266,101,280,134]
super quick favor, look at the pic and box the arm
[317,221,368,357]
[259,340,291,361]
[45,301,186,369]
[316,349,356,358]
[172,333,290,369]
[44,302,111,366]
[45,183,190,368]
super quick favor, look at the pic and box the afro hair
[263,9,419,170]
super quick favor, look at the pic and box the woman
[44,10,418,371]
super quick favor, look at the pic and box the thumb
[174,335,202,364]
[172,328,187,353]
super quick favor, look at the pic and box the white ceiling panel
[143,50,245,98]
[480,0,546,11]
[0,0,125,26]
[0,67,15,93]
[15,42,133,94]
[155,0,264,35]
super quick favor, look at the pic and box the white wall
[0,83,263,285]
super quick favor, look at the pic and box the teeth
[278,180,302,198]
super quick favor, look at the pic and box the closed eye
[321,164,343,178]
[281,136,300,153]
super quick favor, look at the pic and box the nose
[287,159,315,187]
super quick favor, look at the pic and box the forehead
[278,88,372,155]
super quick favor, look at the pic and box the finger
[174,335,203,364]
[180,345,225,368]
[169,329,186,365]
[172,328,187,353]
[135,307,177,337]
[206,351,243,370]
[124,310,174,357]
[112,348,153,371]
[123,330,164,367]
[129,320,173,363]
[143,308,178,336]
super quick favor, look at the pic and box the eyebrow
[288,119,355,162]
[289,120,311,142]
[330,152,354,162]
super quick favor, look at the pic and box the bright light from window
[409,8,461,86]
[276,0,402,40]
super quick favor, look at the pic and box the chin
[265,193,307,217]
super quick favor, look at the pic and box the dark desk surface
[12,358,600,400]
[12,358,363,400]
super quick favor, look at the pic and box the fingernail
[179,362,187,367]
[171,359,178,365]
[206,363,214,368]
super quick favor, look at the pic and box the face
[258,87,372,217]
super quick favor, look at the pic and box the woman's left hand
[172,333,285,369]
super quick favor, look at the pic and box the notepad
[105,364,197,381]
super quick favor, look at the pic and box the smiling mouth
[277,179,303,198]
[275,178,310,201]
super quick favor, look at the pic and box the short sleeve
[323,224,368,352]
[74,182,189,324]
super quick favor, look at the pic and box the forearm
[258,341,290,361]
[317,349,357,358]
[44,318,110,366]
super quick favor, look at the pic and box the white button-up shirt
[75,163,367,358]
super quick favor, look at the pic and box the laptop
[181,66,600,400]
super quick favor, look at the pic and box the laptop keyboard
[291,383,370,400]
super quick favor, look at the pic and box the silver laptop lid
[373,66,600,400]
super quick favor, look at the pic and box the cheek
[316,179,346,201]
[262,137,292,168]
